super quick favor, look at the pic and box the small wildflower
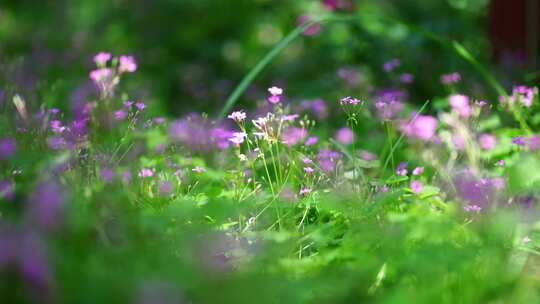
[135,102,145,111]
[114,110,127,121]
[302,157,313,164]
[335,127,354,145]
[89,68,112,83]
[0,138,16,159]
[527,135,540,151]
[340,96,361,106]
[267,86,283,104]
[396,162,408,176]
[383,58,400,72]
[304,167,314,174]
[410,180,423,194]
[50,120,65,133]
[464,204,482,213]
[522,236,531,244]
[281,114,299,122]
[440,72,461,85]
[299,188,312,196]
[93,52,111,66]
[449,94,472,117]
[159,181,173,196]
[238,154,248,162]
[138,168,154,178]
[479,134,497,150]
[495,160,505,167]
[512,136,526,146]
[227,111,246,122]
[100,168,114,183]
[118,55,137,73]
[412,167,424,176]
[124,100,134,108]
[401,115,438,141]
[281,127,307,146]
[229,132,247,145]
[399,73,414,84]
[304,136,318,146]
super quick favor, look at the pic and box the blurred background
[0,0,538,117]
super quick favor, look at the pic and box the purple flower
[304,136,318,146]
[0,138,16,160]
[47,137,66,150]
[479,134,497,150]
[118,55,137,73]
[114,110,127,121]
[122,171,132,183]
[135,102,145,111]
[124,100,134,108]
[281,127,307,146]
[383,58,400,72]
[303,167,314,174]
[335,127,354,145]
[28,181,64,229]
[527,135,540,151]
[512,136,526,146]
[267,86,283,104]
[440,72,461,85]
[0,180,14,201]
[299,188,312,196]
[399,73,414,84]
[317,149,341,173]
[229,132,247,145]
[510,85,536,107]
[396,162,408,176]
[100,168,115,183]
[449,94,472,117]
[337,68,361,88]
[340,96,361,106]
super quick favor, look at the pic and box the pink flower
[412,167,424,176]
[335,127,354,145]
[495,160,505,167]
[93,52,111,66]
[303,157,313,164]
[89,68,112,83]
[227,111,246,122]
[479,134,497,150]
[118,55,137,73]
[135,102,145,111]
[138,168,154,178]
[297,15,321,36]
[339,96,361,105]
[402,115,438,141]
[299,188,312,196]
[304,167,314,174]
[399,73,414,84]
[281,114,299,122]
[449,94,472,117]
[281,127,307,146]
[229,132,247,145]
[396,162,408,176]
[410,181,423,194]
[192,166,205,173]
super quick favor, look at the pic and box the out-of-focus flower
[478,134,497,150]
[159,181,173,196]
[401,115,438,141]
[383,59,400,72]
[449,94,472,117]
[267,86,283,104]
[28,181,64,229]
[227,110,247,122]
[135,102,145,111]
[138,168,154,178]
[399,73,414,84]
[89,68,112,84]
[299,188,312,196]
[281,114,299,122]
[440,72,461,85]
[281,127,307,146]
[93,52,111,66]
[0,138,16,160]
[464,204,482,213]
[412,167,424,176]
[47,137,66,150]
[298,99,328,119]
[297,14,321,36]
[410,181,423,194]
[317,149,341,173]
[50,120,65,133]
[496,160,505,167]
[522,236,531,244]
[303,157,313,164]
[335,127,354,145]
[528,135,540,151]
[114,110,127,121]
[100,168,114,183]
[229,132,247,145]
[0,180,14,201]
[304,167,314,174]
[118,55,137,73]
[396,162,408,176]
[340,96,361,106]
[509,85,537,107]
[305,136,318,146]
[337,68,361,88]
[512,136,526,146]
[124,100,134,108]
